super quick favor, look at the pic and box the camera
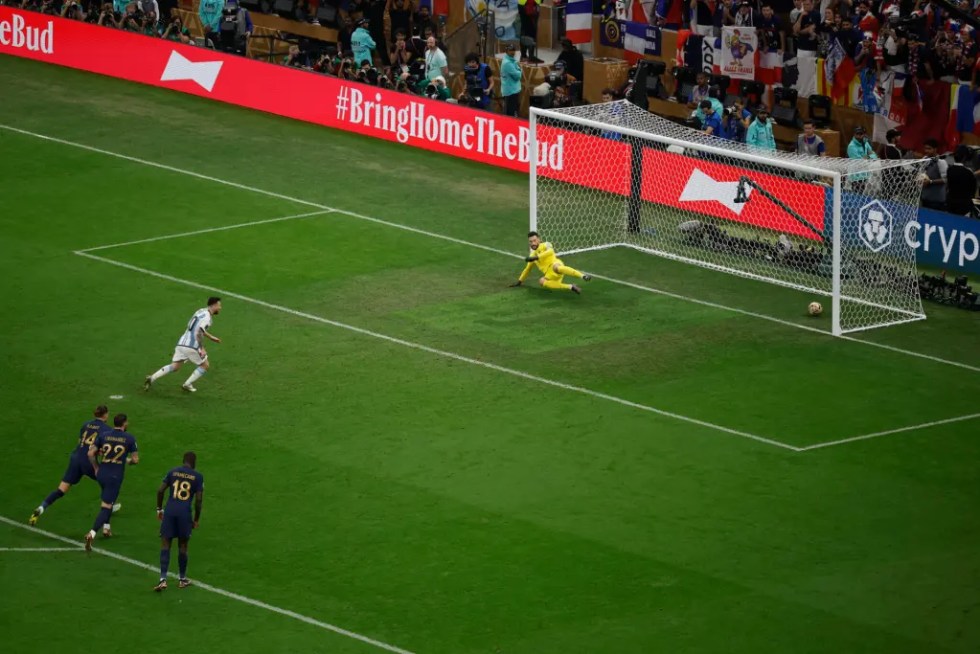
[918,273,980,310]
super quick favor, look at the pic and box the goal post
[529,100,927,336]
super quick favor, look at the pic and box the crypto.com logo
[858,200,893,252]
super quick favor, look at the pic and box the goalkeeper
[510,231,591,293]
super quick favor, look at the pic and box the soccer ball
[808,301,823,316]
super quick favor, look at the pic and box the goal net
[530,100,927,335]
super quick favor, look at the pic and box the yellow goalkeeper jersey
[519,242,560,281]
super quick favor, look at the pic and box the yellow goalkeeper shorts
[544,259,565,282]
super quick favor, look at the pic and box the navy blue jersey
[93,429,138,478]
[74,419,112,460]
[162,466,204,516]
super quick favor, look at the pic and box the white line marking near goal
[0,516,418,654]
[74,250,800,452]
[798,412,980,452]
[0,546,84,552]
[78,210,333,253]
[3,123,977,375]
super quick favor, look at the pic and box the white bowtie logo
[160,50,223,92]
[679,168,753,216]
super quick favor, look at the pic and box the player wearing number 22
[155,452,204,591]
[510,231,591,293]
[84,414,139,551]
[28,405,121,526]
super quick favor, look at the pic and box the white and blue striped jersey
[177,308,212,349]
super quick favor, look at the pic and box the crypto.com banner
[0,6,566,172]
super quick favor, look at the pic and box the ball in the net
[808,301,823,316]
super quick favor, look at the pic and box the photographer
[461,52,493,110]
[162,9,193,43]
[283,44,311,69]
[422,75,451,101]
[553,38,583,82]
[97,2,117,27]
[61,0,85,20]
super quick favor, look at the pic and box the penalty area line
[3,122,974,375]
[799,412,980,452]
[0,546,84,552]
[73,250,800,452]
[0,516,418,654]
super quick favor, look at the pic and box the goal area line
[561,242,927,325]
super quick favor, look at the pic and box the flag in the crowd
[565,0,593,44]
[620,22,662,63]
[950,83,980,141]
[756,51,782,86]
[720,26,757,80]
[823,40,857,102]
[901,80,948,152]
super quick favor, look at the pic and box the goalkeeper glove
[509,280,522,287]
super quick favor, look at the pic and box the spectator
[385,0,413,49]
[920,138,948,210]
[462,52,494,110]
[367,0,387,56]
[413,3,437,38]
[789,0,803,26]
[518,0,539,59]
[815,7,837,56]
[853,0,878,35]
[793,0,819,54]
[746,105,776,150]
[389,29,415,73]
[198,0,223,44]
[734,0,756,27]
[554,38,584,82]
[501,42,522,117]
[690,0,714,37]
[137,0,159,25]
[699,100,722,136]
[836,17,861,57]
[687,71,711,109]
[797,119,827,156]
[880,128,903,160]
[946,145,977,215]
[853,30,876,68]
[757,3,785,57]
[423,35,448,82]
[714,0,736,31]
[352,16,377,65]
[338,16,354,54]
[847,126,877,192]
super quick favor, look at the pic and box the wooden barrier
[583,57,629,104]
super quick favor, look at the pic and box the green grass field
[2,54,980,654]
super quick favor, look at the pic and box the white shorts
[172,345,207,366]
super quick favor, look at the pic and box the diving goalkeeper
[509,231,591,293]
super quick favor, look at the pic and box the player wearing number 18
[84,414,139,551]
[154,452,204,592]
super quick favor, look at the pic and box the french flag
[565,0,593,45]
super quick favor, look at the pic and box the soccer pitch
[2,54,980,654]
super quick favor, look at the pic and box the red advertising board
[1,7,825,238]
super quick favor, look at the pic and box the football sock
[160,549,171,578]
[92,507,112,532]
[178,552,188,578]
[150,364,174,382]
[542,280,572,291]
[42,489,64,509]
[185,367,206,386]
[555,265,583,278]
[102,522,111,532]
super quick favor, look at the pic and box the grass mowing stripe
[0,516,419,654]
[0,547,85,552]
[75,250,801,452]
[799,412,980,452]
[2,122,975,375]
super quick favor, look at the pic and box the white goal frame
[529,103,925,337]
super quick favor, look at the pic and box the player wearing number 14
[154,452,204,592]
[84,414,139,551]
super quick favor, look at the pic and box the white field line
[74,250,800,452]
[1,123,976,375]
[78,210,333,253]
[799,412,980,452]
[0,546,84,552]
[0,516,418,654]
